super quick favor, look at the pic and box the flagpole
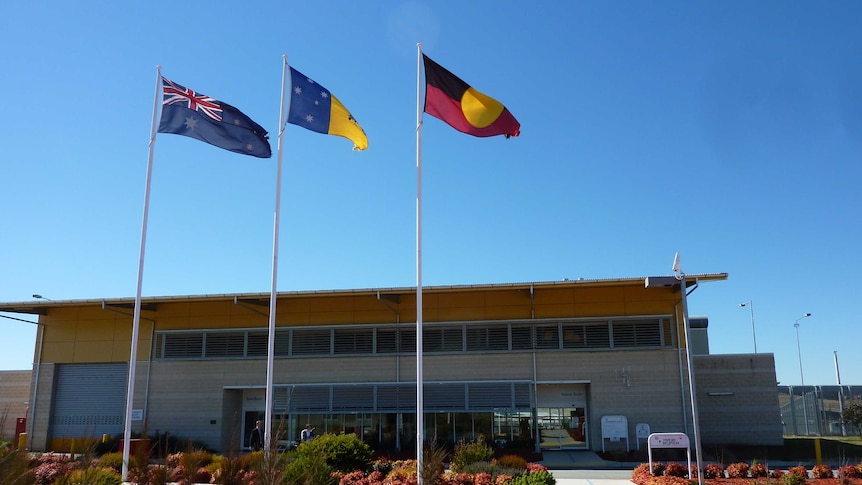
[415,42,425,484]
[122,65,162,481]
[264,54,289,453]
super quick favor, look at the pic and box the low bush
[646,477,691,485]
[838,465,860,479]
[95,452,136,472]
[505,469,555,485]
[55,467,121,485]
[703,463,724,479]
[496,454,528,470]
[295,433,373,474]
[788,466,809,479]
[664,462,688,478]
[632,463,654,485]
[450,438,494,472]
[751,462,768,478]
[812,464,833,479]
[782,472,807,485]
[726,462,750,478]
[281,452,334,485]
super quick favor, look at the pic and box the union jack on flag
[157,75,271,158]
[162,78,223,122]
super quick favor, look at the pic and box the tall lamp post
[739,300,756,353]
[794,313,812,385]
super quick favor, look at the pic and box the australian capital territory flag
[158,77,271,158]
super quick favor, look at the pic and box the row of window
[154,317,672,360]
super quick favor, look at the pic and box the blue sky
[1,1,860,387]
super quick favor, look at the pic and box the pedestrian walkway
[550,468,635,485]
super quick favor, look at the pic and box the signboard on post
[636,423,650,450]
[600,415,629,452]
[648,432,691,475]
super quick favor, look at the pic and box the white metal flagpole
[673,253,704,485]
[415,42,425,484]
[264,54,289,453]
[122,65,162,481]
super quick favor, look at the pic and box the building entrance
[537,407,586,449]
[535,383,588,450]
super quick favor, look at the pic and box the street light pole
[739,300,756,353]
[794,313,812,385]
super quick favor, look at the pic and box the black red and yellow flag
[422,54,520,138]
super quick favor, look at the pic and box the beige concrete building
[0,274,783,454]
[0,370,32,442]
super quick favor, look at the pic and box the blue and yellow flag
[286,67,368,151]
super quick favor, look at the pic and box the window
[204,332,245,357]
[424,326,463,352]
[334,328,373,354]
[162,333,203,358]
[293,329,331,355]
[465,325,509,351]
[534,324,559,349]
[611,318,662,347]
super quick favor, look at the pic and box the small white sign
[648,432,690,449]
[131,409,143,421]
[636,423,651,439]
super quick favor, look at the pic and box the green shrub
[294,433,372,473]
[450,438,494,472]
[180,449,213,470]
[782,472,807,485]
[0,443,35,485]
[95,452,137,472]
[55,467,121,485]
[506,469,556,485]
[420,440,447,485]
[280,453,334,485]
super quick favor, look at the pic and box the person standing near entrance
[249,420,264,451]
[300,423,314,443]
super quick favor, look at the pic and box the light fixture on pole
[739,300,756,353]
[32,294,52,301]
[794,313,811,385]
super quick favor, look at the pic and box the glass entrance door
[536,407,586,449]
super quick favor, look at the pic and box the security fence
[778,385,862,436]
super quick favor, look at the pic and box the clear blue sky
[1,1,860,387]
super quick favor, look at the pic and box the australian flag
[158,77,271,158]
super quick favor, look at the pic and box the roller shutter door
[50,363,126,439]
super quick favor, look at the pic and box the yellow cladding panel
[189,300,234,317]
[309,296,355,313]
[534,303,576,319]
[434,291,486,309]
[73,341,114,362]
[625,301,677,315]
[573,301,628,316]
[435,305,486,322]
[158,302,191,317]
[75,321,116,342]
[309,311,354,325]
[573,286,625,303]
[188,314,231,328]
[533,287,576,304]
[41,322,78,343]
[41,342,74,362]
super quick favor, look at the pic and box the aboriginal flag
[422,54,520,138]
